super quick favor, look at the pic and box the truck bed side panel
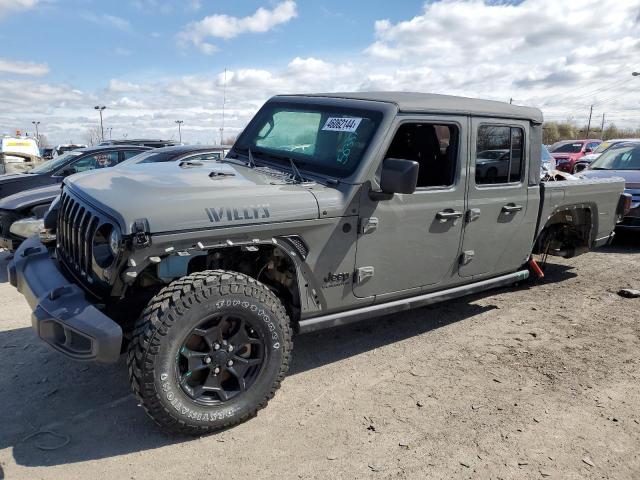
[538,177,625,244]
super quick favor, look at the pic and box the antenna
[221,68,227,145]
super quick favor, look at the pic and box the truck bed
[538,176,626,246]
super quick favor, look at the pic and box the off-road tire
[127,270,292,435]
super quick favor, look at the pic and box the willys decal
[205,205,271,223]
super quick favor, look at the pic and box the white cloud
[178,1,297,54]
[81,12,130,31]
[0,0,37,18]
[0,58,49,76]
[3,0,640,144]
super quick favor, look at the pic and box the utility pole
[175,120,184,143]
[220,68,227,145]
[600,113,606,139]
[31,121,40,143]
[585,105,593,139]
[107,127,113,140]
[94,105,106,141]
[509,98,513,104]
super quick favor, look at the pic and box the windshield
[589,144,640,170]
[29,151,82,173]
[593,141,615,154]
[551,142,583,153]
[234,102,383,178]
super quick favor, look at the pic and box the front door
[353,116,468,299]
[459,118,536,277]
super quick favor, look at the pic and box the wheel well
[533,206,594,258]
[187,245,301,323]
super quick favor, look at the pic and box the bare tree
[84,126,102,146]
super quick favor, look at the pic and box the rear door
[459,118,537,278]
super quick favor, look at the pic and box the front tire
[127,270,292,435]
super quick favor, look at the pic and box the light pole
[175,120,184,143]
[107,127,113,140]
[31,121,40,143]
[94,105,106,141]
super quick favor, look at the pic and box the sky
[1,0,639,145]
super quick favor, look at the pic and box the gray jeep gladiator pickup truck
[9,92,627,435]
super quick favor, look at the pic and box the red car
[549,139,602,172]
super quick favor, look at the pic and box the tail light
[617,193,632,222]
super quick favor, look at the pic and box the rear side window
[475,125,524,185]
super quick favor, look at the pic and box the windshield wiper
[254,151,306,183]
[247,148,256,168]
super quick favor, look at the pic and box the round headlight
[109,228,121,255]
[93,224,120,268]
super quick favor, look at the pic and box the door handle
[436,210,464,222]
[502,204,523,214]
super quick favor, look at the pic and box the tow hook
[132,219,151,247]
[528,257,545,279]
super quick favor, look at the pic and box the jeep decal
[205,204,270,223]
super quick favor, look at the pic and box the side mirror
[584,148,592,154]
[58,167,75,177]
[371,158,419,200]
[574,163,587,173]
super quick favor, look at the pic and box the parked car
[550,139,602,173]
[9,92,626,435]
[0,146,230,251]
[573,140,640,173]
[0,144,150,202]
[578,142,640,230]
[573,138,640,173]
[54,144,87,156]
[540,145,556,178]
[1,136,42,174]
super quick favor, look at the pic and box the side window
[476,125,524,185]
[68,151,119,174]
[384,123,458,188]
[586,142,599,152]
[122,150,143,161]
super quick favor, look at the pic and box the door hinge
[359,217,379,235]
[460,250,474,265]
[355,266,375,283]
[466,208,481,223]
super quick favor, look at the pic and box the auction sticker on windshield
[322,117,363,133]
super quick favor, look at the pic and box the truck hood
[65,161,321,234]
[0,183,61,211]
[580,169,640,186]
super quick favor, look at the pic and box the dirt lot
[0,237,639,480]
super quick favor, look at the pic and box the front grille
[57,190,101,282]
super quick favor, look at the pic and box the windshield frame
[588,143,640,171]
[233,98,391,182]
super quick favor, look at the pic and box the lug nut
[213,367,220,374]
[228,345,233,352]
[227,360,234,367]
[204,356,212,364]
[213,343,220,350]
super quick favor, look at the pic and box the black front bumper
[8,236,122,363]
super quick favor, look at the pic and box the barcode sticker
[322,117,363,133]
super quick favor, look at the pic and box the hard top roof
[278,91,543,123]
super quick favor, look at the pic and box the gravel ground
[0,236,639,480]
